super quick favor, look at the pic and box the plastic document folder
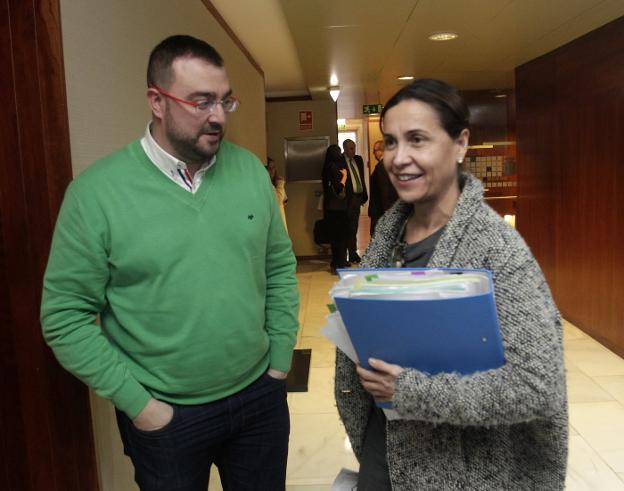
[332,269,505,405]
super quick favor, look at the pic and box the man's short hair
[342,139,355,150]
[147,35,224,89]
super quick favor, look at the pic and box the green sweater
[41,139,299,418]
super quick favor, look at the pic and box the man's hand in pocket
[132,398,174,431]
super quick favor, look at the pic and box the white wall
[61,0,267,177]
[266,99,337,256]
[60,2,267,489]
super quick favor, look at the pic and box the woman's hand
[356,358,404,402]
[339,168,347,185]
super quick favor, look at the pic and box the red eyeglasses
[150,83,239,113]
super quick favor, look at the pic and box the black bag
[313,218,331,245]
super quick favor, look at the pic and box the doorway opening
[338,131,358,152]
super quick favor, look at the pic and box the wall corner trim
[200,0,265,79]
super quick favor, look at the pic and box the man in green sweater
[41,35,299,491]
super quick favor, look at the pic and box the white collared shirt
[140,122,216,193]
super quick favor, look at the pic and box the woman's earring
[457,158,464,164]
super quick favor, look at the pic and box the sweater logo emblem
[248,214,254,220]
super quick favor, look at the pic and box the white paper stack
[321,267,502,420]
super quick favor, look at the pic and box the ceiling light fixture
[428,31,458,41]
[397,75,415,81]
[329,86,340,102]
[325,24,359,30]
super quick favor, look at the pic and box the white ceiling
[210,0,624,118]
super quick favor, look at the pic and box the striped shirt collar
[140,122,216,193]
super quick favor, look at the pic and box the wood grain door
[0,1,98,489]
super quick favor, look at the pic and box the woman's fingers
[368,358,404,377]
[356,365,381,382]
[356,359,404,400]
[360,382,392,402]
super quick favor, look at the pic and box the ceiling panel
[501,0,624,68]
[280,0,419,98]
[280,0,418,29]
[213,1,624,118]
[210,0,307,95]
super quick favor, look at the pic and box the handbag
[313,218,332,245]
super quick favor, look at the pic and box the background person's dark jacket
[322,159,348,211]
[368,160,398,232]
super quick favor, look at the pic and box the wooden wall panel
[0,4,38,489]
[516,16,624,356]
[0,1,99,489]
[485,197,516,217]
[461,90,510,145]
[516,54,559,290]
[616,121,624,349]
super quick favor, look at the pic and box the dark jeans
[116,372,290,491]
[324,209,348,268]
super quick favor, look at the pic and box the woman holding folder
[334,79,567,490]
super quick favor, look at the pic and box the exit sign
[363,104,383,115]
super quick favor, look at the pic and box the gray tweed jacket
[335,173,568,490]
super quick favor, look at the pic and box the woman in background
[321,144,349,274]
[266,157,288,231]
[334,79,568,490]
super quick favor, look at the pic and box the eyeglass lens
[197,98,238,113]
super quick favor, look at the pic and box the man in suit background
[342,139,368,264]
[368,140,398,236]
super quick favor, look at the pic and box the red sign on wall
[299,110,313,130]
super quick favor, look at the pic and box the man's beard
[164,110,224,162]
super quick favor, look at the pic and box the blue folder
[333,268,505,407]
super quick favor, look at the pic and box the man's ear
[147,87,165,120]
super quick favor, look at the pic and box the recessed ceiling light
[397,76,415,81]
[494,94,507,98]
[428,31,458,42]
[325,24,359,29]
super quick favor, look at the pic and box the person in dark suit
[322,144,349,274]
[368,159,398,236]
[342,139,368,263]
[368,139,398,236]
